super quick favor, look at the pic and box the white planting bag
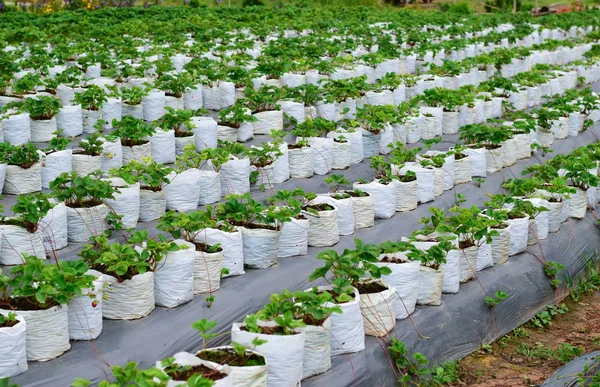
[100,137,123,173]
[442,111,460,135]
[376,258,419,319]
[314,195,354,236]
[491,225,511,265]
[194,249,224,295]
[105,178,140,229]
[220,157,250,196]
[0,313,27,377]
[165,96,184,111]
[217,125,237,143]
[82,109,102,134]
[240,227,280,269]
[476,242,493,271]
[288,146,313,179]
[101,98,122,131]
[272,142,289,183]
[122,103,144,120]
[393,179,418,212]
[458,246,478,283]
[320,286,365,355]
[405,116,422,144]
[139,189,166,222]
[41,150,72,189]
[197,228,245,277]
[506,215,530,256]
[305,207,339,247]
[2,113,30,145]
[122,142,152,164]
[486,146,504,174]
[30,118,56,142]
[379,124,394,155]
[0,164,6,194]
[525,198,549,241]
[397,163,435,203]
[503,138,517,167]
[278,218,308,258]
[66,204,109,242]
[102,272,155,320]
[440,249,460,294]
[331,140,351,170]
[545,200,563,233]
[463,147,487,177]
[175,135,196,156]
[4,163,41,194]
[308,137,333,176]
[280,100,305,124]
[198,170,221,205]
[165,169,201,212]
[192,116,218,151]
[40,201,68,251]
[417,266,444,306]
[252,110,283,135]
[184,87,203,110]
[72,154,101,177]
[361,130,380,158]
[158,352,232,387]
[17,305,70,361]
[142,90,165,122]
[68,277,103,340]
[151,130,176,164]
[359,280,396,336]
[567,188,587,219]
[154,240,195,308]
[352,181,395,219]
[199,346,267,387]
[351,193,375,229]
[0,225,45,265]
[302,318,331,379]
[231,322,305,387]
[454,156,471,185]
[513,133,531,159]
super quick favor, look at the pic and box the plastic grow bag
[154,240,195,308]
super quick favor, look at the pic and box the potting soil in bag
[391,123,407,144]
[512,133,531,159]
[405,116,422,144]
[454,156,471,185]
[159,352,233,387]
[379,124,394,155]
[2,113,30,145]
[459,246,478,282]
[272,142,289,183]
[0,225,45,265]
[393,179,418,212]
[308,137,333,176]
[440,249,460,294]
[194,248,224,295]
[280,100,305,124]
[351,193,375,229]
[199,345,267,387]
[463,147,487,177]
[122,142,151,164]
[191,116,218,151]
[41,150,72,189]
[184,87,203,110]
[165,169,201,212]
[491,225,511,265]
[198,170,221,205]
[165,96,184,111]
[302,318,332,379]
[139,189,166,222]
[567,188,587,219]
[315,102,336,121]
[142,90,165,122]
[105,179,140,229]
[101,98,122,131]
[252,110,283,135]
[442,111,460,135]
[72,154,101,177]
[476,241,493,271]
[545,200,564,233]
[503,138,517,167]
[151,129,176,164]
[318,286,365,355]
[506,215,530,256]
[217,125,237,143]
[359,280,396,337]
[66,204,109,243]
[17,305,70,361]
[240,227,279,270]
[4,163,41,195]
[122,103,144,120]
[486,146,504,174]
[197,228,244,277]
[68,276,103,340]
[417,266,444,306]
[376,258,419,319]
[525,198,549,240]
[314,195,354,236]
[305,208,339,247]
[0,313,27,377]
[331,140,351,170]
[102,272,155,320]
[352,181,395,219]
[82,109,102,134]
[361,129,380,158]
[220,157,250,196]
[100,137,123,172]
[40,201,68,251]
[231,322,305,387]
[154,240,195,308]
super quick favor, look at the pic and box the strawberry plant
[20,96,62,120]
[72,85,108,111]
[112,116,156,146]
[110,158,172,192]
[50,171,117,208]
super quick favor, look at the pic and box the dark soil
[237,222,278,231]
[0,319,19,328]
[5,297,58,311]
[193,241,223,254]
[167,364,227,382]
[331,193,351,200]
[459,240,475,249]
[197,348,266,367]
[73,149,101,157]
[492,223,509,230]
[455,152,467,160]
[451,292,600,387]
[379,255,410,264]
[240,324,296,335]
[508,212,527,220]
[355,281,387,294]
[288,143,307,150]
[397,175,417,183]
[141,186,162,192]
[65,200,104,209]
[121,139,149,147]
[344,190,369,198]
[174,131,193,138]
[484,143,502,150]
[305,203,334,212]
